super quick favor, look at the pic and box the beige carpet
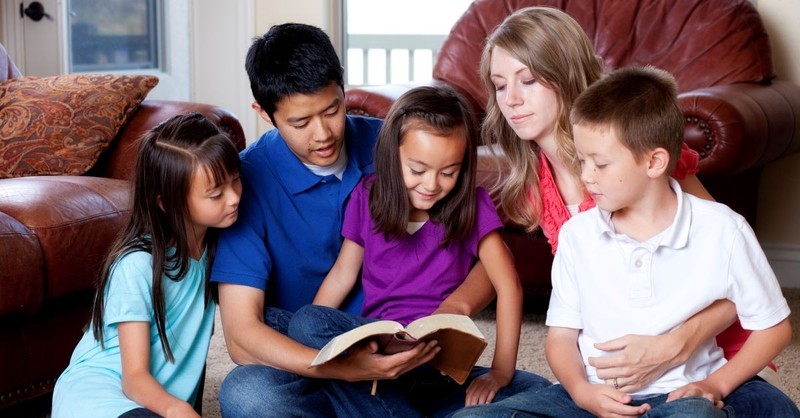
[201,289,800,417]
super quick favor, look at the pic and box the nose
[422,172,439,192]
[504,83,522,107]
[580,163,594,185]
[311,117,333,143]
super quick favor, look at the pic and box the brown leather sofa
[0,100,245,410]
[345,0,800,298]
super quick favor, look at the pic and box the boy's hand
[465,369,511,406]
[667,380,725,409]
[572,382,650,418]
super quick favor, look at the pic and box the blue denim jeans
[451,377,800,418]
[219,307,429,417]
[119,408,161,418]
[288,305,553,418]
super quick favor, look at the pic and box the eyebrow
[407,158,462,169]
[491,67,529,80]
[286,97,341,124]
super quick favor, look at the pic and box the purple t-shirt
[342,177,504,325]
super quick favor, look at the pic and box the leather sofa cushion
[0,176,130,310]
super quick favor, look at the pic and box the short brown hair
[570,66,684,174]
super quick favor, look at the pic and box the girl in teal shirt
[52,113,241,418]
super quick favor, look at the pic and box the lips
[415,190,439,200]
[313,143,336,158]
[510,113,532,124]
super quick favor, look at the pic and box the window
[68,0,161,72]
[344,0,472,86]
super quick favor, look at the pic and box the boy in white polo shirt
[453,66,798,418]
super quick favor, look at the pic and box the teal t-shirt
[52,249,215,418]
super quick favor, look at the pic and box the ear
[646,147,670,178]
[251,102,274,126]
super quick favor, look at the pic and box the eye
[324,107,340,117]
[595,163,608,169]
[409,168,424,176]
[441,171,457,178]
[522,78,538,86]
[493,83,506,92]
[209,193,222,200]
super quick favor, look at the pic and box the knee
[287,304,334,347]
[218,366,268,417]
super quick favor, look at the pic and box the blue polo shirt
[211,115,381,314]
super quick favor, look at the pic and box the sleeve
[726,218,791,330]
[671,142,700,180]
[103,251,154,326]
[211,159,273,290]
[341,178,368,247]
[475,187,504,240]
[545,224,584,329]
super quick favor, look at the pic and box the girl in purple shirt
[288,86,549,416]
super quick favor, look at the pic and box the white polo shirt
[546,179,790,398]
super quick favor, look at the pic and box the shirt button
[635,260,643,268]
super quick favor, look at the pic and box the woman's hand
[465,369,511,406]
[588,334,682,392]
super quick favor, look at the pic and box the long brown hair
[479,7,603,231]
[91,113,240,362]
[369,86,478,246]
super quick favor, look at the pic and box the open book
[310,313,488,385]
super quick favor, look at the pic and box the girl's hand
[572,382,650,418]
[589,334,679,392]
[465,369,511,406]
[164,402,201,418]
[668,380,725,409]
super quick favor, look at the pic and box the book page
[405,313,486,340]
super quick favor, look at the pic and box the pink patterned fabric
[538,143,699,254]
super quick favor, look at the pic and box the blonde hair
[479,7,603,231]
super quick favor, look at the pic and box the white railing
[345,34,446,86]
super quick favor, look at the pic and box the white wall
[192,0,256,143]
[754,0,800,287]
[191,0,336,144]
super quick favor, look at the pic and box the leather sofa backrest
[434,0,774,118]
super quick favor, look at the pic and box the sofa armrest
[90,100,247,180]
[345,83,435,119]
[680,81,800,176]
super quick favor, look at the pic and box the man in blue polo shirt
[211,23,495,417]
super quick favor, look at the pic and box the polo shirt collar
[269,115,372,195]
[594,178,690,250]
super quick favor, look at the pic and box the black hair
[245,23,345,124]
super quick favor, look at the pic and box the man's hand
[589,334,679,392]
[327,340,440,381]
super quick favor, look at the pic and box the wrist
[666,327,693,367]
